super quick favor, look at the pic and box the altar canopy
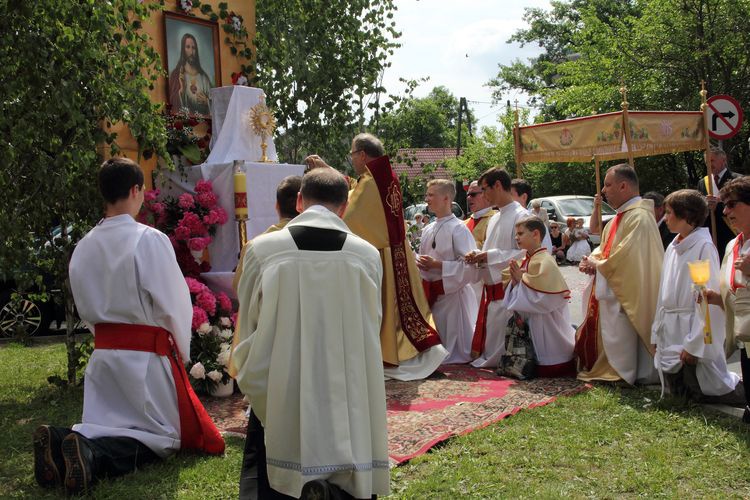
[515,110,706,164]
[207,86,278,164]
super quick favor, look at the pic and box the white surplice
[233,206,389,499]
[652,227,739,396]
[503,281,575,367]
[68,214,192,457]
[419,214,478,364]
[471,201,527,368]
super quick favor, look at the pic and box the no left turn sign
[706,94,743,140]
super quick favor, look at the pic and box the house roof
[390,148,460,180]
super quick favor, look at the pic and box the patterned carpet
[201,365,590,465]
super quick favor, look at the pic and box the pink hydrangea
[196,290,217,316]
[178,193,195,210]
[150,202,165,215]
[188,236,211,252]
[144,189,160,203]
[196,191,218,209]
[185,277,207,294]
[174,224,191,241]
[217,292,232,314]
[179,212,207,236]
[195,179,213,193]
[191,306,208,330]
[214,207,228,225]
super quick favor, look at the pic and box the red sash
[537,359,577,378]
[732,233,746,292]
[574,212,624,371]
[94,323,225,455]
[470,282,505,358]
[422,279,445,307]
[367,156,442,352]
[466,217,478,233]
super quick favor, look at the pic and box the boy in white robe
[652,189,743,404]
[465,168,526,368]
[417,179,478,364]
[233,169,389,499]
[33,158,223,495]
[504,216,576,377]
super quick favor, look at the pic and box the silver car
[528,195,616,245]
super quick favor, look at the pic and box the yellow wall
[113,0,256,188]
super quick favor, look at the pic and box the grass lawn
[2,342,750,498]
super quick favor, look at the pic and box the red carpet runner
[202,365,590,465]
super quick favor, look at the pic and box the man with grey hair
[233,168,389,499]
[465,180,497,248]
[697,146,742,260]
[305,133,448,380]
[576,163,663,385]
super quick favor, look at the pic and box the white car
[528,195,616,246]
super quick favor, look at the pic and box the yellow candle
[234,170,248,218]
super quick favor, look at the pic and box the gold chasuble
[344,156,441,366]
[465,210,497,248]
[575,199,663,381]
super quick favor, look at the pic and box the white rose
[198,323,212,335]
[189,362,206,379]
[207,370,223,383]
[217,344,231,367]
[211,325,221,337]
[220,329,233,340]
[220,317,232,328]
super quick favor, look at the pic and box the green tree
[490,0,750,195]
[0,0,168,384]
[377,86,476,150]
[252,0,400,167]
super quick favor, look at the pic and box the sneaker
[61,433,94,495]
[32,425,66,489]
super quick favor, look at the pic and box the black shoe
[61,433,94,495]
[743,406,750,424]
[33,425,66,489]
[300,479,351,500]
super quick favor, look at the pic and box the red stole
[574,212,624,371]
[470,282,506,358]
[367,156,442,352]
[731,233,746,292]
[94,323,225,455]
[466,217,478,233]
[422,279,445,307]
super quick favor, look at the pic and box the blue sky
[381,0,551,131]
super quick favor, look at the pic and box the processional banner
[516,110,705,164]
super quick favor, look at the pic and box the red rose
[174,121,184,130]
[187,118,199,126]
[197,139,207,149]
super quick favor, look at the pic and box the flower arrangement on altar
[138,179,235,394]
[165,110,211,167]
[139,179,228,278]
[185,277,236,394]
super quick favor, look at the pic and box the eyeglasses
[348,149,362,157]
[724,199,746,209]
[467,192,482,198]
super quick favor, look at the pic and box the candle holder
[687,259,712,344]
[233,160,248,251]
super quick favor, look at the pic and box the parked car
[528,195,616,245]
[404,202,465,223]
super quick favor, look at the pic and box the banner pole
[700,80,718,246]
[592,155,602,235]
[620,82,635,168]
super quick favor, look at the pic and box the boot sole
[62,435,91,495]
[33,426,61,488]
